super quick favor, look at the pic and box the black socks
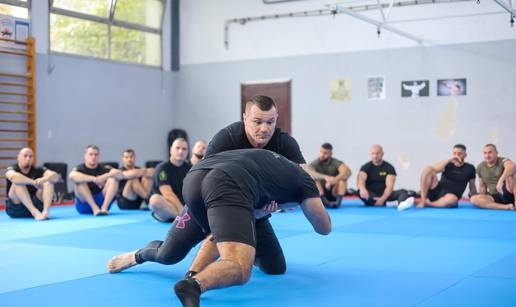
[174,278,201,307]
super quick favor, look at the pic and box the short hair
[245,95,276,112]
[172,138,188,146]
[123,148,135,155]
[321,143,333,151]
[85,145,99,152]
[453,144,466,151]
[484,143,497,151]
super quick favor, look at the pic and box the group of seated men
[4,139,208,221]
[4,94,516,221]
[308,142,515,211]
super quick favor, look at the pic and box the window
[49,0,165,67]
[0,0,29,19]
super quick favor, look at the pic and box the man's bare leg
[107,251,138,273]
[417,166,439,208]
[174,242,255,307]
[470,195,513,210]
[426,194,459,208]
[149,194,181,220]
[41,181,54,218]
[75,183,101,215]
[188,235,220,275]
[100,178,118,213]
[8,185,46,220]
[130,179,149,199]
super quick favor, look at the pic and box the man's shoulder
[476,161,487,170]
[6,163,19,172]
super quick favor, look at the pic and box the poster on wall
[367,76,386,100]
[401,80,429,98]
[437,78,467,96]
[0,14,15,40]
[330,78,352,101]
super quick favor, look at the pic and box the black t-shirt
[439,162,476,198]
[192,149,319,209]
[359,161,397,196]
[6,164,46,197]
[152,161,191,203]
[73,163,112,195]
[206,121,306,164]
[118,166,140,195]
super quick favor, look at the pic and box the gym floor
[1,199,515,307]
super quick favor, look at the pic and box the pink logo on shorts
[175,213,191,229]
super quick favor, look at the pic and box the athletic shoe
[398,197,415,211]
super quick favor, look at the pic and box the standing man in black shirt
[415,144,477,208]
[117,149,154,210]
[70,145,122,215]
[357,144,409,207]
[5,147,59,220]
[149,138,191,222]
[106,95,323,277]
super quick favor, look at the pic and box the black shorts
[183,169,256,248]
[5,196,43,218]
[490,186,515,204]
[428,183,447,202]
[117,195,143,210]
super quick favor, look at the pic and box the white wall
[180,0,516,64]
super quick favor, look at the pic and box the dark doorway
[241,80,292,134]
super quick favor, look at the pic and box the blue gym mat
[0,200,515,306]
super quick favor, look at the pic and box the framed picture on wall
[437,78,467,96]
[401,80,429,98]
[330,78,352,101]
[367,76,386,100]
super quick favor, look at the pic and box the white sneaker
[398,197,415,211]
[386,200,399,208]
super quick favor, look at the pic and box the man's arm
[36,169,60,185]
[122,168,146,180]
[158,185,184,208]
[431,156,459,173]
[69,170,96,184]
[478,178,487,194]
[299,197,331,235]
[377,174,395,205]
[497,160,515,193]
[357,171,369,199]
[335,163,352,181]
[6,169,37,186]
[468,178,478,196]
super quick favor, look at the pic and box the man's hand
[254,201,278,219]
[359,189,370,199]
[496,180,504,194]
[374,197,386,206]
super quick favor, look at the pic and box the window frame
[0,0,31,22]
[48,0,165,68]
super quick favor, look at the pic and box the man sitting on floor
[309,142,351,208]
[117,149,154,210]
[412,144,477,210]
[69,145,122,216]
[470,144,516,210]
[149,138,191,222]
[5,147,59,220]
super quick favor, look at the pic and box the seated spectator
[190,140,207,166]
[69,145,122,216]
[470,144,515,210]
[5,148,58,220]
[309,142,351,208]
[149,138,191,222]
[117,149,153,210]
[415,144,476,209]
[357,144,410,208]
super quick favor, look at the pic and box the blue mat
[1,201,515,306]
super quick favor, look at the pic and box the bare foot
[35,213,48,221]
[107,251,137,273]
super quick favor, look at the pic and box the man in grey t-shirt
[470,144,516,210]
[309,143,351,208]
